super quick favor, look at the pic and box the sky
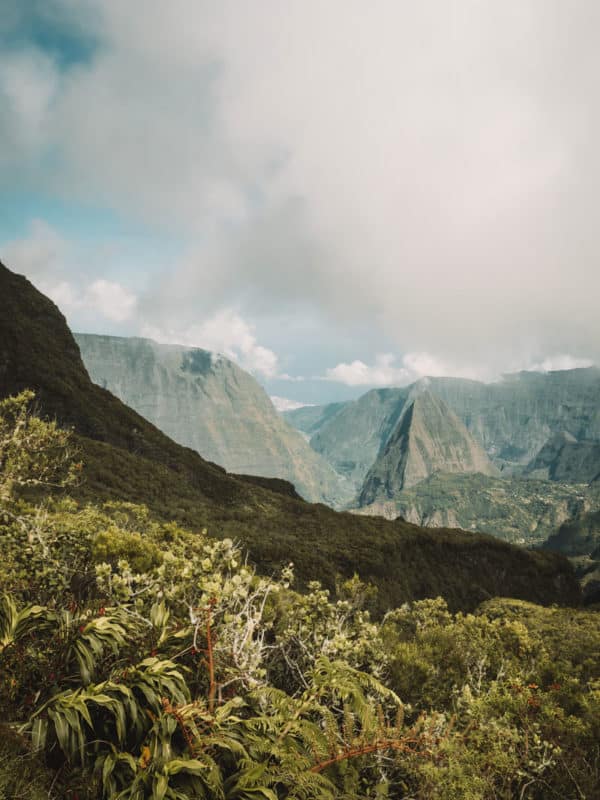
[1,1,598,407]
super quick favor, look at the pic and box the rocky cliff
[287,370,600,480]
[75,334,350,507]
[358,391,499,506]
[524,431,600,483]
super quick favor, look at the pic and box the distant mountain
[283,402,346,438]
[286,370,600,481]
[357,472,597,547]
[1,260,578,611]
[427,371,600,472]
[358,390,498,506]
[524,431,600,483]
[307,388,409,492]
[75,334,350,507]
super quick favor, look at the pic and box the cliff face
[358,391,498,506]
[524,432,600,483]
[309,388,409,492]
[427,371,600,472]
[287,370,600,481]
[75,334,350,507]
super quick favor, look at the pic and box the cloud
[142,309,280,379]
[3,2,600,382]
[83,279,137,322]
[520,355,594,374]
[1,220,137,324]
[269,396,312,412]
[325,353,490,387]
[325,351,596,387]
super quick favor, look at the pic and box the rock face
[426,371,600,472]
[358,390,499,506]
[308,388,410,492]
[524,432,600,483]
[75,334,350,506]
[286,369,600,481]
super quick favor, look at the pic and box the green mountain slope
[357,472,599,547]
[0,260,581,611]
[75,333,350,506]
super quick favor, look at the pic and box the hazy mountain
[427,371,600,472]
[524,431,600,483]
[307,388,409,491]
[283,402,346,438]
[75,333,350,507]
[358,390,498,506]
[286,370,600,480]
[2,260,579,611]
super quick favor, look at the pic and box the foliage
[1,395,599,798]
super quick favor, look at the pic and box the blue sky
[1,1,598,407]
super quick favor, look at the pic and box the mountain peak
[358,390,498,505]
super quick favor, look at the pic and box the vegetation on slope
[0,262,579,613]
[0,398,599,799]
[358,471,599,548]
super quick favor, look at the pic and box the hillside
[0,260,581,612]
[358,390,498,505]
[283,401,346,437]
[357,472,599,547]
[524,431,600,483]
[75,333,350,506]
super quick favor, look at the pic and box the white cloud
[83,279,137,322]
[142,309,280,378]
[3,3,600,380]
[520,355,594,374]
[325,351,596,387]
[270,395,312,412]
[1,221,137,324]
[324,353,490,387]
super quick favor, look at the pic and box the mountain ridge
[359,390,498,505]
[0,259,580,612]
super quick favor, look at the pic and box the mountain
[75,333,350,507]
[283,402,346,438]
[358,390,498,506]
[427,371,600,472]
[0,259,580,612]
[524,431,600,483]
[286,370,600,481]
[308,388,409,491]
[543,510,600,557]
